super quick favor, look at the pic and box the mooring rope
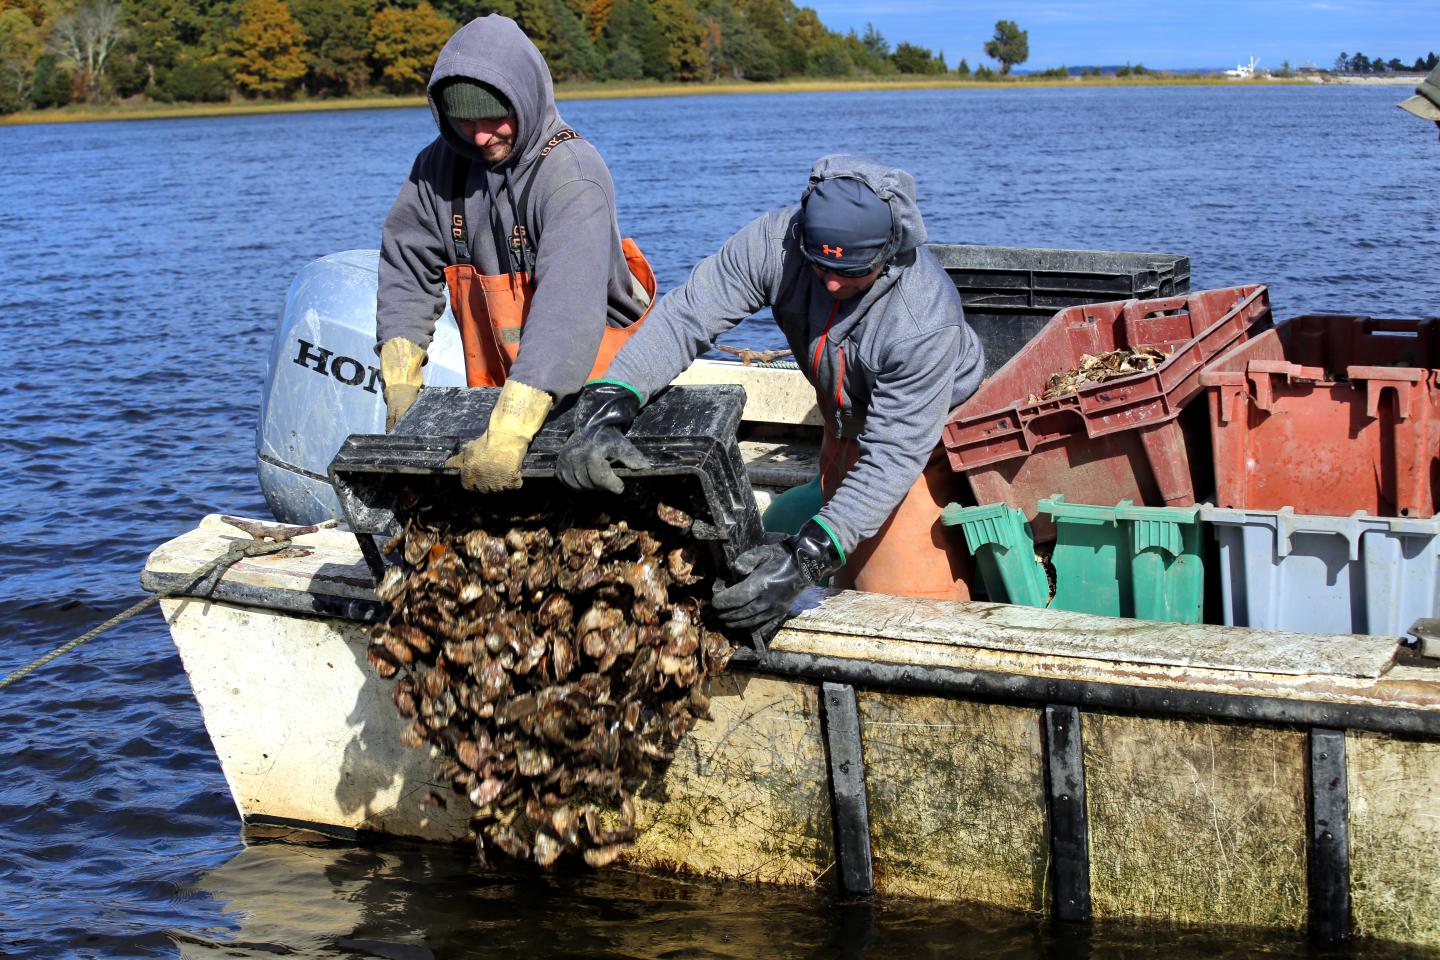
[713,344,794,366]
[0,520,334,691]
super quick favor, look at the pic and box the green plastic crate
[1037,495,1204,624]
[940,502,1048,606]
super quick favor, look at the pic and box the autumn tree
[369,1,454,93]
[983,19,1027,74]
[653,0,705,81]
[582,0,611,41]
[0,6,41,111]
[48,0,123,100]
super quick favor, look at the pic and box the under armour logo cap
[800,177,892,273]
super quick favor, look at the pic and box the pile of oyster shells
[366,492,734,868]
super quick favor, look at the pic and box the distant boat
[1223,56,1264,79]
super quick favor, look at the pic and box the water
[0,84,1435,958]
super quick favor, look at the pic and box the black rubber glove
[712,519,845,636]
[556,383,652,494]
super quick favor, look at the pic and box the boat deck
[144,514,1440,944]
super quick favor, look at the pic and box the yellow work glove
[379,337,426,432]
[445,379,554,492]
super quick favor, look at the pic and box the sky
[804,1,1440,71]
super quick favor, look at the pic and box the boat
[1223,57,1264,79]
[142,248,1440,948]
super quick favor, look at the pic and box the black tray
[328,384,771,649]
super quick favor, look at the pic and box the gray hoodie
[604,156,984,554]
[376,15,647,399]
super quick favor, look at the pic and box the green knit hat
[1399,64,1440,122]
[439,79,512,121]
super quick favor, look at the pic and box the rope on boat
[0,518,336,691]
[713,343,794,366]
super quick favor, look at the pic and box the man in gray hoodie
[376,15,653,491]
[558,156,984,635]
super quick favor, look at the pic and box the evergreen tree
[605,39,641,79]
[891,41,938,74]
[601,0,666,80]
[860,21,886,59]
[291,0,373,96]
[983,19,1027,74]
[30,50,74,106]
[541,0,602,80]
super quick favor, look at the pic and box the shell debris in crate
[942,285,1271,540]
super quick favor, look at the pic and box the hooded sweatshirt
[376,15,647,399]
[604,155,985,555]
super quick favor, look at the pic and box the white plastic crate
[1199,506,1440,637]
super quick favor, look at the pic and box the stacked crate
[938,296,1440,639]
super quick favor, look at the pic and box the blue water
[0,84,1435,958]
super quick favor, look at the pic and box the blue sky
[804,1,1440,71]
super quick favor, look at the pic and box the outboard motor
[257,250,465,524]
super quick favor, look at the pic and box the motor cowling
[256,250,465,524]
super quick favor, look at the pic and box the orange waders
[818,430,975,601]
[443,132,655,388]
[810,301,974,601]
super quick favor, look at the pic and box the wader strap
[449,129,582,272]
[450,156,510,273]
[450,158,472,266]
[511,128,581,273]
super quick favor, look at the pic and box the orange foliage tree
[369,1,454,93]
[224,0,307,96]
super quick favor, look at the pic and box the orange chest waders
[810,301,975,602]
[444,130,655,388]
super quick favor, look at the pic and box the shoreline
[0,74,1321,127]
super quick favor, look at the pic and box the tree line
[1333,51,1438,75]
[0,0,1031,114]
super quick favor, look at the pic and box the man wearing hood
[376,15,654,491]
[1399,63,1440,140]
[557,156,985,636]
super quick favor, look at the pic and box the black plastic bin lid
[328,384,771,650]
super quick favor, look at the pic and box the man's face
[811,262,885,300]
[457,114,518,163]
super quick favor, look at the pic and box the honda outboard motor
[257,250,465,524]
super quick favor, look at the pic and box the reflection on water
[166,828,1431,960]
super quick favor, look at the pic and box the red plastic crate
[942,285,1271,539]
[1200,314,1440,518]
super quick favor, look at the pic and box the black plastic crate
[928,243,1192,378]
[329,384,771,648]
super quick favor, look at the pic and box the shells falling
[367,493,734,868]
